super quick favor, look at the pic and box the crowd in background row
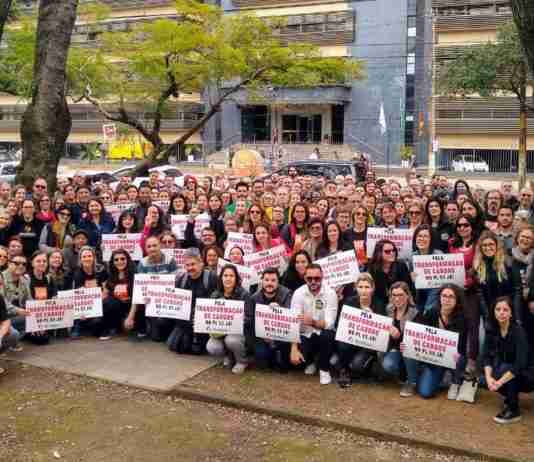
[0,166,533,425]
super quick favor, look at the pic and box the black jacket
[72,265,108,289]
[369,260,414,307]
[250,285,293,338]
[210,286,253,338]
[176,270,218,322]
[416,308,467,357]
[475,258,513,321]
[483,323,529,377]
[11,216,45,259]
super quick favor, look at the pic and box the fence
[437,148,534,174]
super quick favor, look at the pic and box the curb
[171,385,518,462]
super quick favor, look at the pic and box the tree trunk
[518,85,528,189]
[512,0,534,76]
[0,0,13,46]
[17,0,78,191]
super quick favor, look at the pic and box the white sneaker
[448,383,460,400]
[319,370,332,385]
[304,363,317,376]
[231,363,247,375]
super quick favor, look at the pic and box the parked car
[451,155,489,173]
[265,159,368,181]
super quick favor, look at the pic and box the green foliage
[437,22,527,98]
[400,145,413,160]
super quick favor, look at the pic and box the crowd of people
[0,166,533,426]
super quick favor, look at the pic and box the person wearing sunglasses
[39,205,75,254]
[290,264,337,385]
[407,200,425,230]
[449,214,480,376]
[101,249,136,341]
[368,239,413,307]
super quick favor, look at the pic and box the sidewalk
[181,366,534,462]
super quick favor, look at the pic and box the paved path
[10,337,218,392]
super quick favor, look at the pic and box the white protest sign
[412,253,465,289]
[106,202,136,223]
[101,233,143,261]
[145,287,192,321]
[170,214,188,240]
[403,321,459,369]
[255,303,300,343]
[316,250,360,288]
[132,273,176,304]
[217,259,259,291]
[57,287,103,320]
[194,298,244,336]
[243,245,286,273]
[161,248,187,272]
[224,232,254,258]
[366,227,414,260]
[153,200,170,213]
[335,305,392,352]
[194,213,211,239]
[25,298,74,333]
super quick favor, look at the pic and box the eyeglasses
[40,199,50,203]
[10,260,26,266]
[306,276,322,282]
[383,249,395,254]
[34,185,46,189]
[409,211,421,215]
[354,212,366,217]
[161,239,175,244]
[338,197,348,202]
[249,210,261,215]
[457,223,471,229]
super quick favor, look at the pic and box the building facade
[432,0,534,172]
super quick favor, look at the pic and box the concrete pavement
[8,337,218,392]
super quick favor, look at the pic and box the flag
[379,103,387,135]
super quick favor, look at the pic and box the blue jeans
[418,355,466,399]
[382,350,418,385]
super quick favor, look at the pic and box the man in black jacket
[251,268,293,371]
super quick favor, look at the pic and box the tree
[0,0,14,45]
[72,0,362,175]
[437,22,532,188]
[512,0,534,76]
[16,0,79,189]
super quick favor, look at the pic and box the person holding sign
[483,297,533,424]
[382,282,419,397]
[290,264,337,385]
[413,284,467,400]
[251,268,293,371]
[101,250,136,341]
[368,240,413,307]
[337,273,386,388]
[206,264,252,375]
[408,225,442,313]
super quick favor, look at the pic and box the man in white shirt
[290,264,337,385]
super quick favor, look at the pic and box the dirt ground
[0,362,484,462]
[183,366,534,462]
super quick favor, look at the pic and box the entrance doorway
[282,114,322,143]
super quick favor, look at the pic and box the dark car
[267,159,368,181]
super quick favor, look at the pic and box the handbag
[456,375,479,403]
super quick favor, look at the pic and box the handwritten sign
[412,253,465,289]
[255,303,300,343]
[217,259,259,291]
[25,299,74,333]
[101,233,143,261]
[57,287,103,320]
[403,321,459,369]
[243,245,286,274]
[224,232,254,258]
[366,227,414,260]
[132,274,176,304]
[194,298,244,336]
[316,250,360,288]
[335,305,392,352]
[145,287,192,321]
[161,248,187,272]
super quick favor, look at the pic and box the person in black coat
[483,296,533,424]
[281,250,311,292]
[11,199,45,259]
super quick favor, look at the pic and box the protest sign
[217,259,259,291]
[152,200,170,213]
[194,298,244,336]
[170,214,188,240]
[335,305,392,352]
[106,202,136,223]
[25,298,74,333]
[412,253,465,289]
[224,232,254,258]
[255,303,300,343]
[193,213,211,239]
[145,287,192,321]
[161,248,187,271]
[366,227,414,260]
[101,233,143,261]
[403,321,459,369]
[132,274,176,304]
[57,287,103,320]
[316,250,360,288]
[243,245,286,273]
